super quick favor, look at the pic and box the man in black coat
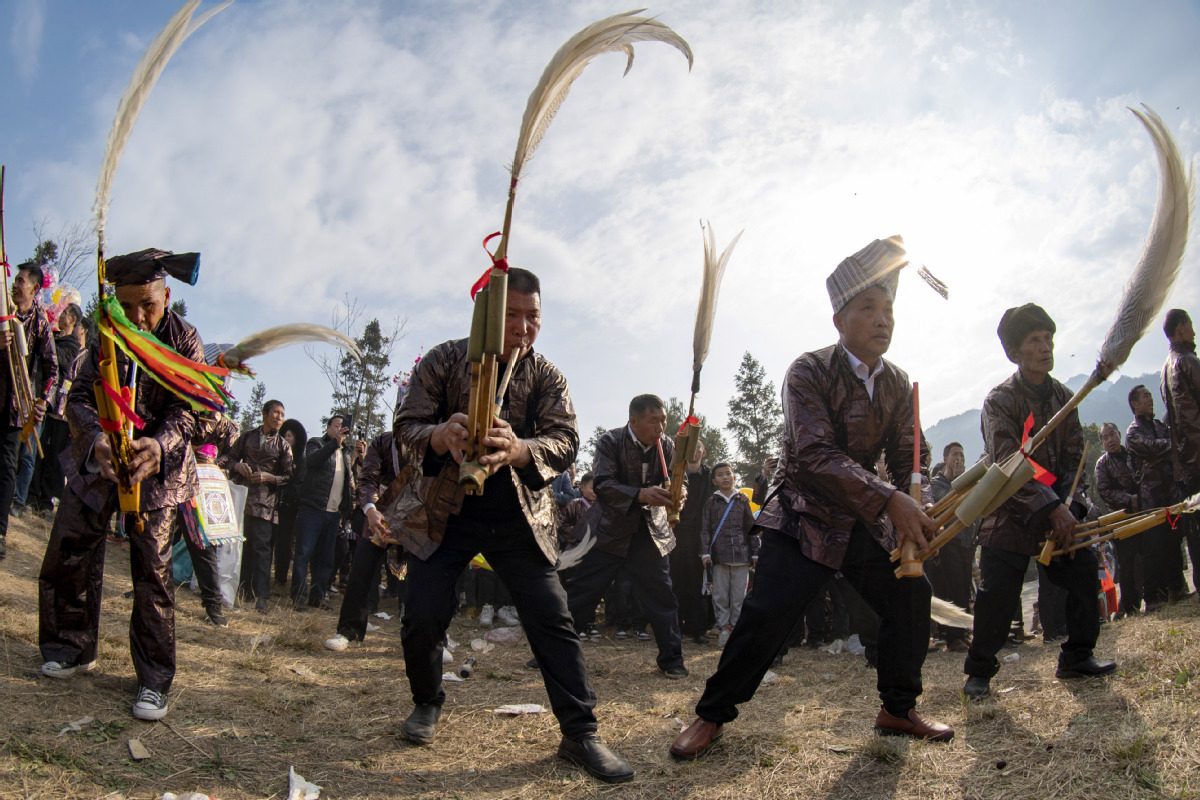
[290,414,355,610]
[566,394,688,678]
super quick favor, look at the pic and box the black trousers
[695,526,930,723]
[1113,536,1144,613]
[965,546,1100,679]
[1143,522,1183,603]
[402,515,597,738]
[240,516,275,602]
[39,491,178,692]
[274,502,298,586]
[177,517,223,612]
[1181,515,1200,594]
[1037,561,1070,638]
[336,536,404,640]
[670,523,710,637]
[29,416,71,511]
[567,528,683,670]
[926,543,974,642]
[0,422,24,539]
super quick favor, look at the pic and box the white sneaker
[479,604,495,627]
[132,686,169,721]
[41,660,97,679]
[366,622,380,632]
[442,647,453,664]
[718,628,730,646]
[325,634,350,652]
[497,605,520,626]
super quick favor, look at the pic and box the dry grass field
[1,514,1198,800]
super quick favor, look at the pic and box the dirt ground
[2,514,1198,800]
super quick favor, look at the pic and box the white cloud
[10,0,1200,453]
[10,0,44,84]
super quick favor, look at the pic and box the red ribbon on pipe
[677,415,699,435]
[100,377,146,430]
[1021,413,1056,487]
[471,232,511,299]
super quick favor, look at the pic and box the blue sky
[3,0,1199,455]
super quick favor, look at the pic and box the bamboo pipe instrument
[896,382,925,577]
[460,269,508,495]
[656,437,677,523]
[1036,441,1091,565]
[1041,509,1168,561]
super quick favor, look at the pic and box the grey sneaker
[41,660,97,679]
[132,686,169,720]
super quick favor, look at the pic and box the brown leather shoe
[874,706,954,742]
[669,718,724,760]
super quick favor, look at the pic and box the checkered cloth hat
[826,236,908,312]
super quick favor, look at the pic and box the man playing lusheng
[962,304,1116,701]
[671,235,953,761]
[0,261,57,557]
[393,267,633,784]
[566,394,688,678]
[38,248,203,721]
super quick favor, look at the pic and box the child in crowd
[699,463,759,645]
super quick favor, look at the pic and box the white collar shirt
[841,343,884,400]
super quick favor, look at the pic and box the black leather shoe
[558,734,634,783]
[1056,656,1117,679]
[401,703,441,744]
[963,676,991,700]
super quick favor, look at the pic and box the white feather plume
[693,221,742,382]
[556,523,596,572]
[94,0,230,253]
[510,9,693,185]
[930,597,973,629]
[1098,105,1195,370]
[220,323,362,372]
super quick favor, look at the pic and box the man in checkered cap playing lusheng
[670,235,955,761]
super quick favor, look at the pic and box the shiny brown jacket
[1161,341,1200,486]
[1095,448,1137,513]
[65,309,201,512]
[592,425,677,557]
[1125,415,1175,507]
[393,339,578,564]
[977,372,1084,556]
[222,427,294,522]
[358,430,404,509]
[755,344,928,570]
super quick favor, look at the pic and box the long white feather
[1099,105,1195,369]
[930,597,973,628]
[692,221,742,383]
[556,523,596,572]
[94,0,230,253]
[510,9,693,184]
[219,323,362,372]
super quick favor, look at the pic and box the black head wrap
[998,303,1056,361]
[105,248,199,287]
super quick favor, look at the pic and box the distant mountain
[925,371,1161,463]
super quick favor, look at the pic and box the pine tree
[578,424,609,471]
[306,297,405,440]
[327,319,396,439]
[240,382,267,432]
[726,352,783,484]
[664,397,731,466]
